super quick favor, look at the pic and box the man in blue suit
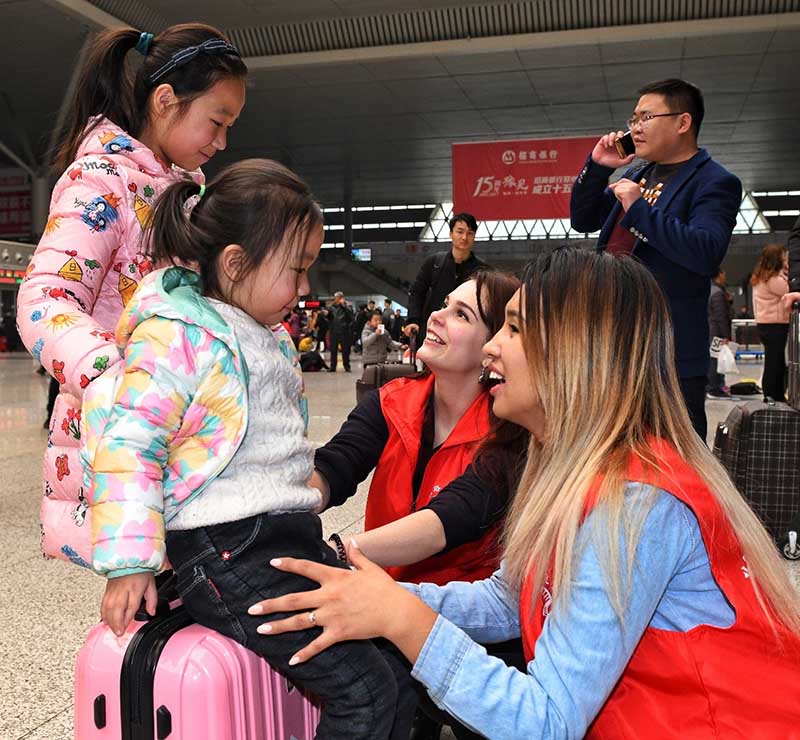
[571,78,742,440]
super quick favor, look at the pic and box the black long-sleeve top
[314,389,507,552]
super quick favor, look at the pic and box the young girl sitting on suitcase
[83,159,403,739]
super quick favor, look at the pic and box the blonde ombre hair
[503,247,800,634]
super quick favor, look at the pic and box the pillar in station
[343,180,353,254]
[31,174,51,241]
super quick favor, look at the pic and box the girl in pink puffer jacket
[17,23,247,567]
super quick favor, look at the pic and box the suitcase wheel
[781,530,800,561]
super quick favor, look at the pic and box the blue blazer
[570,148,742,378]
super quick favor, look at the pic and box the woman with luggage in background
[16,23,247,569]
[253,247,800,739]
[751,244,790,402]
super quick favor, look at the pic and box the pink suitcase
[74,602,321,739]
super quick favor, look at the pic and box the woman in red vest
[312,268,523,587]
[252,247,800,739]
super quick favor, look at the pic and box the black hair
[449,212,478,233]
[470,267,528,507]
[637,78,704,139]
[148,158,322,302]
[55,23,247,171]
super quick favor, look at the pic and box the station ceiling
[2,0,799,207]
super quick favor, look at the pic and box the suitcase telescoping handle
[408,328,418,364]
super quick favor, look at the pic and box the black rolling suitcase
[355,330,419,405]
[714,399,800,559]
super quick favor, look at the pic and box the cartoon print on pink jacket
[16,117,202,568]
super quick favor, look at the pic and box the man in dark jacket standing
[570,78,741,440]
[404,212,486,340]
[328,291,355,372]
[707,268,732,398]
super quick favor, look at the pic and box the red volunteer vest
[520,439,800,739]
[364,374,500,585]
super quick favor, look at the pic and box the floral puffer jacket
[82,266,249,577]
[16,118,201,568]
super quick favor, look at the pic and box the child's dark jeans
[166,511,414,740]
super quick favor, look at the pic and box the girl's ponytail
[147,179,208,270]
[55,28,140,172]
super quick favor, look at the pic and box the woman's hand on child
[101,572,158,636]
[247,541,437,666]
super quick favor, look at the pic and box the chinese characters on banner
[0,169,31,238]
[452,137,598,220]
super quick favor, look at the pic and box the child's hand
[101,572,158,636]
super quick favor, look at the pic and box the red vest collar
[379,374,491,456]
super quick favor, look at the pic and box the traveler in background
[707,267,732,399]
[354,302,370,354]
[314,307,329,351]
[286,308,301,349]
[16,22,247,568]
[570,78,741,440]
[405,213,486,341]
[382,298,394,330]
[328,290,354,372]
[752,244,790,402]
[361,311,406,367]
[390,308,405,342]
[252,248,800,739]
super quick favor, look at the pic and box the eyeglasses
[626,112,685,129]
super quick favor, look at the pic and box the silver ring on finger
[308,610,316,624]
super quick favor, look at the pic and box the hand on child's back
[101,572,157,636]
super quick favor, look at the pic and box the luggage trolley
[731,318,764,361]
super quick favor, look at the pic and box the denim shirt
[405,485,734,739]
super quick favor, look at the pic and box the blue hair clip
[136,31,154,56]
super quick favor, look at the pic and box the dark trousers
[46,376,59,421]
[706,356,725,393]
[679,375,707,442]
[330,331,352,371]
[758,323,789,402]
[166,512,415,740]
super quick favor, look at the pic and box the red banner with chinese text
[0,169,31,238]
[452,137,597,220]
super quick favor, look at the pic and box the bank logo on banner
[452,137,598,221]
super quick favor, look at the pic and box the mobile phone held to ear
[614,131,636,158]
